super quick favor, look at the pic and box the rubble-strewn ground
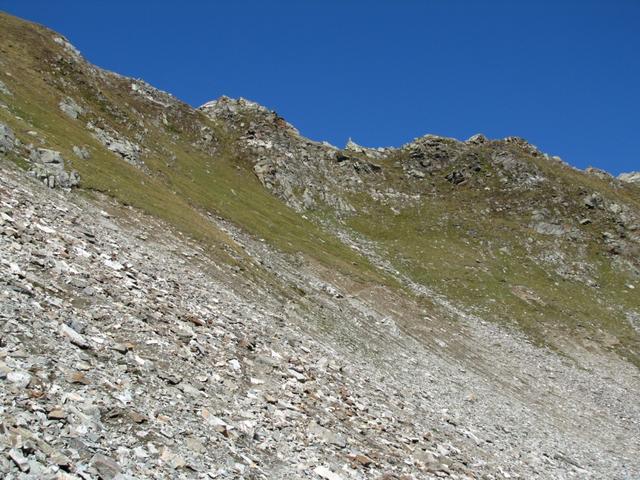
[2,161,639,480]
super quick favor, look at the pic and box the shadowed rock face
[0,11,639,480]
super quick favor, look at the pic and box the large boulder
[583,193,604,209]
[29,148,80,189]
[59,97,84,119]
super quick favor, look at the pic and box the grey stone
[467,133,488,144]
[29,148,80,188]
[59,97,84,119]
[533,222,567,236]
[7,370,32,388]
[91,454,121,480]
[0,122,15,153]
[445,170,466,185]
[59,323,90,348]
[0,79,12,96]
[8,449,30,472]
[314,466,343,480]
[583,193,603,209]
[88,123,141,166]
[73,145,91,160]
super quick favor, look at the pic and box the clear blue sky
[3,1,639,174]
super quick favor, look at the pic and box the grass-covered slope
[339,142,640,364]
[0,11,384,286]
[198,97,640,365]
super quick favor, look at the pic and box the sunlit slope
[0,12,385,286]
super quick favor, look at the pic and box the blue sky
[3,1,639,174]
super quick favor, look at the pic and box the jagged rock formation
[199,97,361,214]
[0,11,639,480]
[619,171,640,184]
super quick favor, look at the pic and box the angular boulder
[59,97,84,119]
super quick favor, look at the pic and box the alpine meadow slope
[1,11,639,480]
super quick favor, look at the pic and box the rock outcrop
[58,96,84,119]
[0,123,15,153]
[28,148,80,188]
[88,123,142,166]
[619,171,640,184]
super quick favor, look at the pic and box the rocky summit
[0,11,639,480]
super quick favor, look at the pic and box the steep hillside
[200,96,640,366]
[1,11,639,480]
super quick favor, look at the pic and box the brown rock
[349,453,373,467]
[69,371,91,385]
[128,410,147,423]
[48,408,66,420]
